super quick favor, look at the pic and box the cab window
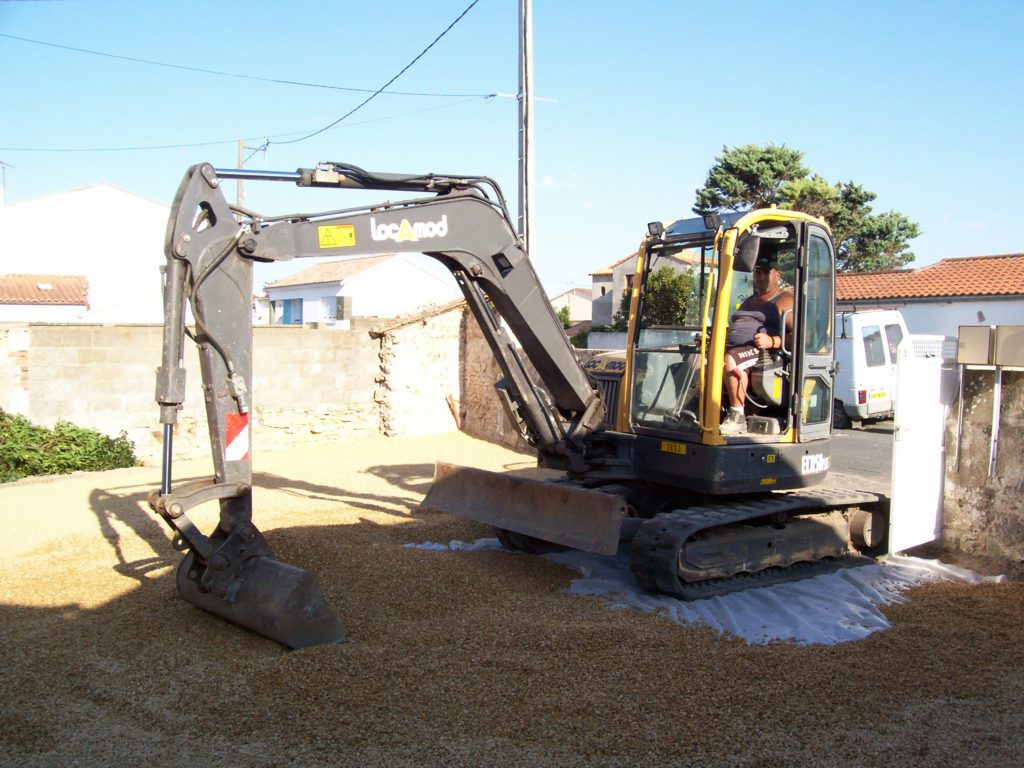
[862,326,887,367]
[804,236,833,356]
[884,323,904,360]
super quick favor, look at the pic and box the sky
[1,0,1022,296]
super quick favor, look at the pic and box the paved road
[828,420,895,495]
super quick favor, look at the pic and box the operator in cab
[721,251,793,435]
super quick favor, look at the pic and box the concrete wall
[944,368,1024,576]
[0,314,463,467]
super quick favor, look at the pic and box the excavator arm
[149,162,616,648]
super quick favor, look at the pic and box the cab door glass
[800,234,834,427]
[803,237,832,357]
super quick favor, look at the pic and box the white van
[833,309,909,428]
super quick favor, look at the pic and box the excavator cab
[587,209,838,494]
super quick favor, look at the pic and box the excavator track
[629,488,883,599]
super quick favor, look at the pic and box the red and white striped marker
[224,412,250,462]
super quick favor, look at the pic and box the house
[837,253,1024,337]
[263,253,460,326]
[549,287,592,323]
[0,184,168,323]
[0,274,89,322]
[590,249,700,326]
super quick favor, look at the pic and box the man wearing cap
[721,252,793,435]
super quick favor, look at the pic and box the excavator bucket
[423,462,627,555]
[148,481,345,650]
[176,549,345,650]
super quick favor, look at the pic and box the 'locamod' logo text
[370,215,448,243]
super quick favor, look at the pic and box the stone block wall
[944,369,1024,575]
[0,316,448,466]
[372,306,464,438]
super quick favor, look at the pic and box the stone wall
[457,314,531,452]
[371,304,465,438]
[944,369,1024,575]
[455,319,607,451]
[0,316,453,466]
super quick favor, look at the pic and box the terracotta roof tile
[0,274,89,306]
[265,255,395,289]
[837,254,1024,301]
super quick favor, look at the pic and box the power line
[0,31,494,99]
[271,0,482,146]
[0,94,493,153]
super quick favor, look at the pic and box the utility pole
[236,139,269,207]
[517,0,534,254]
[236,140,244,207]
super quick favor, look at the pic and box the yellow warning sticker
[317,224,356,248]
[660,440,687,456]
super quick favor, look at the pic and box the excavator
[148,161,888,649]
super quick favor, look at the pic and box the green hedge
[0,409,139,483]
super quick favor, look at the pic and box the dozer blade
[176,546,345,650]
[423,462,627,555]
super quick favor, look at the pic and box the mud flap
[422,462,626,555]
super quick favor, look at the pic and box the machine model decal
[224,413,250,462]
[317,224,356,248]
[370,215,449,243]
[801,453,829,474]
[583,358,626,374]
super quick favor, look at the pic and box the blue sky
[1,0,1021,294]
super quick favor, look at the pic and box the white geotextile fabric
[405,539,1005,646]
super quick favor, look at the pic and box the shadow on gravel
[84,462,472,589]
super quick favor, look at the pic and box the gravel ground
[1,432,1021,767]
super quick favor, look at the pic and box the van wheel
[832,399,851,430]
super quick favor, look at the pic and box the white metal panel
[888,343,959,552]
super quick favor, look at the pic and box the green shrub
[0,409,139,483]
